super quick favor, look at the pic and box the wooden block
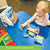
[27,27,39,34]
[29,31,34,36]
[23,33,29,37]
[27,22,30,28]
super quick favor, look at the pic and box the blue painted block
[35,35,44,44]
[23,33,29,37]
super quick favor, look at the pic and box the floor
[0,0,50,16]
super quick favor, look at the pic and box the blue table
[0,11,50,50]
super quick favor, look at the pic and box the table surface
[0,11,50,50]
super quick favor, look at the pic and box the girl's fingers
[19,25,23,28]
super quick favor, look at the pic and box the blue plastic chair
[48,13,50,20]
[47,13,50,27]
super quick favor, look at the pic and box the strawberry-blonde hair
[36,1,48,13]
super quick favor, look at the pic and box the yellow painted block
[29,31,34,36]
[27,27,34,31]
[28,27,39,34]
[37,35,44,39]
[37,41,39,43]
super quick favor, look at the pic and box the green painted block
[3,33,12,44]
[0,40,5,46]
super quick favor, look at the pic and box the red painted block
[6,40,16,46]
[36,30,38,32]
[27,22,30,28]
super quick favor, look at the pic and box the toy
[3,33,16,46]
[27,22,39,34]
[0,28,16,46]
[0,40,5,46]
[29,31,34,36]
[27,22,30,28]
[0,7,17,26]
[35,35,44,44]
[23,33,29,37]
[20,27,23,31]
[0,28,8,42]
[6,40,16,46]
[0,23,16,46]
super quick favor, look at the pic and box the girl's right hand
[19,25,24,31]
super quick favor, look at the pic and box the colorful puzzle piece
[0,28,8,42]
[0,40,5,46]
[0,27,16,46]
[29,31,34,36]
[6,40,16,46]
[35,35,44,44]
[0,28,7,35]
[3,33,13,44]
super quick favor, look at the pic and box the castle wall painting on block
[1,7,18,27]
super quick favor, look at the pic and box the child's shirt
[32,12,49,26]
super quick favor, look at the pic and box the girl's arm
[47,20,50,25]
[22,13,37,27]
[43,14,50,26]
[47,14,50,25]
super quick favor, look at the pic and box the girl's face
[36,8,44,17]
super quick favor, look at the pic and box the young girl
[19,1,50,30]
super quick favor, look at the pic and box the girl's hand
[19,25,24,31]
